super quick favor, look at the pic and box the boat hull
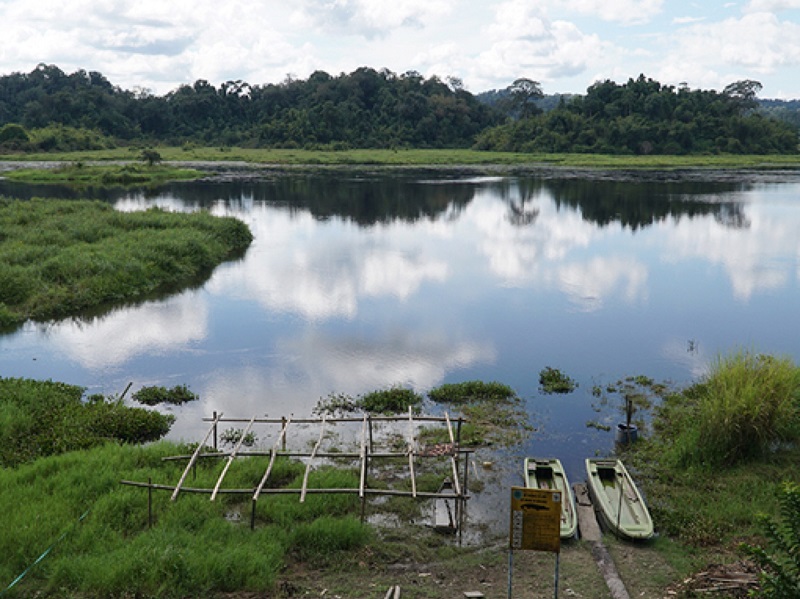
[585,458,654,540]
[523,457,578,539]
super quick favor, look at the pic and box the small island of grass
[0,198,252,329]
[3,161,204,185]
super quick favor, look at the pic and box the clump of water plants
[538,367,577,394]
[426,380,532,447]
[132,384,198,406]
[427,380,515,403]
[219,427,257,448]
[589,374,667,435]
[314,387,423,416]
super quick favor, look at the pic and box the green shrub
[0,377,174,467]
[741,482,800,597]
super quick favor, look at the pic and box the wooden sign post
[508,486,561,598]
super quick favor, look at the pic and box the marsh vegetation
[0,198,252,329]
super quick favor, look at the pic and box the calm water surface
[2,170,800,484]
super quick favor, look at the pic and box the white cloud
[1,0,798,98]
[654,12,800,90]
[295,0,456,37]
[476,1,609,85]
[548,0,664,25]
[744,0,800,12]
[672,16,705,24]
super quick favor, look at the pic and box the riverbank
[2,146,800,170]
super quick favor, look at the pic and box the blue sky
[2,0,799,98]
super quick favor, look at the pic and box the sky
[2,0,800,99]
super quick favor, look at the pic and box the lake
[2,167,800,486]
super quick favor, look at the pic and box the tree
[723,80,763,115]
[507,78,544,119]
[139,148,162,166]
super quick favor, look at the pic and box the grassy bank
[2,146,800,169]
[3,162,204,185]
[628,350,800,553]
[0,198,252,329]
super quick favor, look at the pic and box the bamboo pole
[300,415,326,503]
[171,412,223,501]
[358,415,368,499]
[407,406,417,497]
[210,415,255,501]
[123,480,460,499]
[445,412,461,497]
[253,417,291,501]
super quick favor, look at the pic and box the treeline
[0,64,498,150]
[0,65,798,154]
[475,76,799,154]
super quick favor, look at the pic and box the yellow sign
[509,486,561,553]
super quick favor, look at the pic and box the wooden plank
[211,415,256,501]
[253,417,291,501]
[574,483,631,599]
[171,412,223,501]
[574,483,602,542]
[300,414,326,502]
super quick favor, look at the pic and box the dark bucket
[615,423,639,445]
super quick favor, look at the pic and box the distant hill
[758,98,800,130]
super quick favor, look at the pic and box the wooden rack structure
[121,409,474,534]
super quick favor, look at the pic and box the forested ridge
[0,64,797,154]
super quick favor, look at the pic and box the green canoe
[524,457,578,539]
[585,458,654,540]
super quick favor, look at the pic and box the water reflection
[1,172,799,475]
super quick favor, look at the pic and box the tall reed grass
[657,350,800,468]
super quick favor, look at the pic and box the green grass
[654,350,800,468]
[3,162,203,185]
[3,146,800,168]
[0,198,252,328]
[626,350,800,550]
[0,377,174,467]
[0,442,369,598]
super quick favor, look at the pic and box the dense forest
[475,76,799,154]
[0,64,798,154]
[0,64,498,150]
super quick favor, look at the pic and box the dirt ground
[258,536,760,599]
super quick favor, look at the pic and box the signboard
[509,486,561,553]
